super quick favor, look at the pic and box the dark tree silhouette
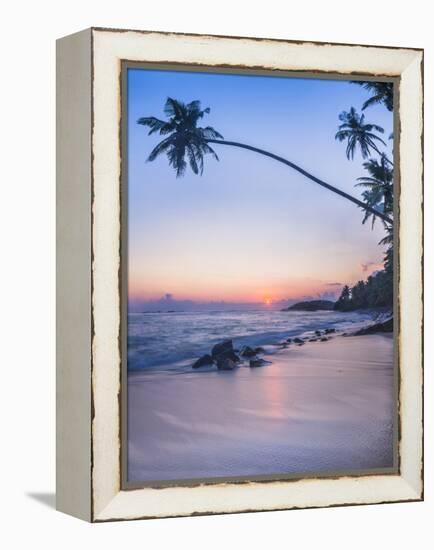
[351,81,394,112]
[335,107,391,164]
[138,98,392,224]
[138,98,223,177]
[333,83,394,312]
[356,155,394,228]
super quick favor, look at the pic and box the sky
[127,68,393,311]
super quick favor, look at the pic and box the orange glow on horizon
[128,280,345,305]
[128,257,384,304]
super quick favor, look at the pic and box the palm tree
[356,155,394,279]
[138,98,223,177]
[335,107,392,165]
[356,155,394,228]
[351,81,393,112]
[138,97,392,224]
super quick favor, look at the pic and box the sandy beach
[127,333,396,483]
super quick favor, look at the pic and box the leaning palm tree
[335,107,392,165]
[138,97,392,224]
[351,81,394,112]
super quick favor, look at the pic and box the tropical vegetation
[334,81,394,312]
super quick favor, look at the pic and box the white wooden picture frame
[56,27,423,522]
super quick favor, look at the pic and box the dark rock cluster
[192,339,267,370]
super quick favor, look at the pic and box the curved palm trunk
[206,138,393,224]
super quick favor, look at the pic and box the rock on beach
[192,354,214,369]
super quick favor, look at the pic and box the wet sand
[127,334,395,483]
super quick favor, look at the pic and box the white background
[0,0,431,547]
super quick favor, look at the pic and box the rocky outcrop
[240,346,257,358]
[249,358,268,368]
[192,340,269,371]
[217,357,237,370]
[192,354,214,369]
[211,339,233,358]
[353,318,393,335]
[211,339,240,363]
[281,300,335,312]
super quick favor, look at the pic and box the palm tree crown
[356,155,393,227]
[335,107,386,160]
[137,97,223,177]
[351,81,394,111]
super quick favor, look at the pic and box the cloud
[361,261,384,274]
[324,282,342,287]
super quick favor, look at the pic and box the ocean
[127,309,375,372]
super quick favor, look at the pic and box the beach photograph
[125,67,396,484]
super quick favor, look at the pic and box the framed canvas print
[56,27,424,522]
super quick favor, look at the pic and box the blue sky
[127,67,393,310]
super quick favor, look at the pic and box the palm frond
[147,137,174,161]
[167,144,187,177]
[137,116,174,135]
[199,141,219,161]
[351,81,394,111]
[164,97,188,120]
[362,94,383,110]
[200,126,224,140]
[186,144,201,175]
[364,124,385,135]
[186,100,210,122]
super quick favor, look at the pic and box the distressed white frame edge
[56,28,92,522]
[89,29,423,522]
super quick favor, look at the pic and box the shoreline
[128,309,393,374]
[128,334,395,482]
[187,310,393,372]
